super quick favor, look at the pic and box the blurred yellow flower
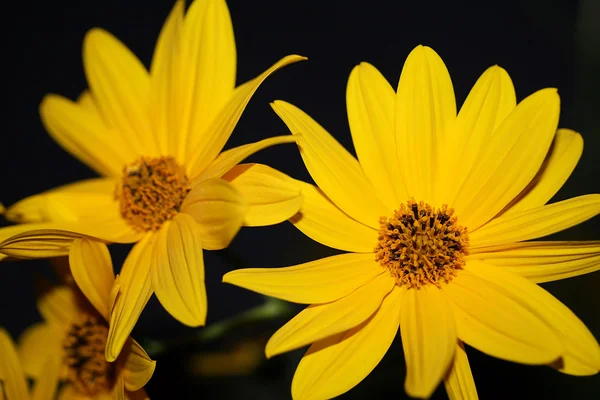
[0,0,304,361]
[224,45,600,399]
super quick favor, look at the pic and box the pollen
[374,200,469,289]
[117,156,190,232]
[63,314,115,396]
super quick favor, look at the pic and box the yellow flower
[0,0,304,361]
[9,239,155,399]
[223,45,600,399]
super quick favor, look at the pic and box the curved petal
[400,285,457,398]
[223,253,385,304]
[106,234,155,362]
[291,286,403,400]
[123,340,156,392]
[83,28,153,156]
[266,273,394,358]
[31,356,60,400]
[290,180,378,253]
[180,178,248,250]
[470,194,600,248]
[443,341,478,400]
[18,323,62,378]
[151,214,207,326]
[187,55,306,175]
[469,241,600,283]
[0,328,30,400]
[222,163,303,227]
[69,239,115,320]
[466,261,600,375]
[347,62,406,209]
[40,94,134,177]
[454,89,560,230]
[395,45,456,205]
[441,270,562,365]
[502,128,584,215]
[441,66,516,206]
[271,100,388,229]
[37,286,79,328]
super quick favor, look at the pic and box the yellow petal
[123,339,156,392]
[180,178,248,250]
[291,286,403,400]
[455,88,560,230]
[401,285,457,398]
[31,356,60,400]
[271,100,388,229]
[395,45,456,204]
[470,240,600,283]
[266,273,394,358]
[502,128,584,215]
[441,66,516,206]
[18,323,61,378]
[193,136,297,183]
[69,239,115,320]
[223,253,385,304]
[187,55,306,175]
[443,341,478,400]
[126,389,149,400]
[106,234,155,362]
[40,94,135,177]
[182,0,237,163]
[290,180,378,253]
[37,286,78,327]
[83,28,153,156]
[346,62,406,209]
[470,194,600,248]
[222,163,302,226]
[466,261,600,375]
[0,328,30,400]
[112,374,126,400]
[151,214,207,326]
[441,270,561,365]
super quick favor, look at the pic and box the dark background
[1,0,600,398]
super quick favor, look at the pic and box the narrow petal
[272,101,388,229]
[112,374,126,400]
[290,180,378,253]
[69,239,115,320]
[470,194,600,248]
[123,340,156,392]
[0,328,30,400]
[443,341,478,400]
[441,270,562,365]
[223,253,385,304]
[151,214,207,326]
[441,66,516,206]
[501,129,584,215]
[454,89,560,230]
[106,234,155,362]
[466,261,600,375]
[291,286,403,400]
[194,136,297,182]
[180,178,248,250]
[18,323,61,378]
[470,241,600,283]
[395,45,456,204]
[187,55,306,175]
[222,163,302,226]
[400,286,457,398]
[266,273,395,357]
[31,356,60,400]
[347,62,406,209]
[40,94,135,177]
[83,28,154,156]
[37,286,78,327]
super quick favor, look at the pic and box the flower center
[63,314,115,396]
[374,200,469,288]
[117,156,190,232]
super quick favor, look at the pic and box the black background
[1,0,599,398]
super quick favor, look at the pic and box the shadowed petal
[123,340,156,392]
[18,323,61,378]
[443,341,478,400]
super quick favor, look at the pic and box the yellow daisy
[15,239,155,399]
[223,45,600,399]
[0,0,304,361]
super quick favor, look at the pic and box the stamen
[374,199,469,289]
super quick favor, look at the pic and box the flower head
[224,45,600,399]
